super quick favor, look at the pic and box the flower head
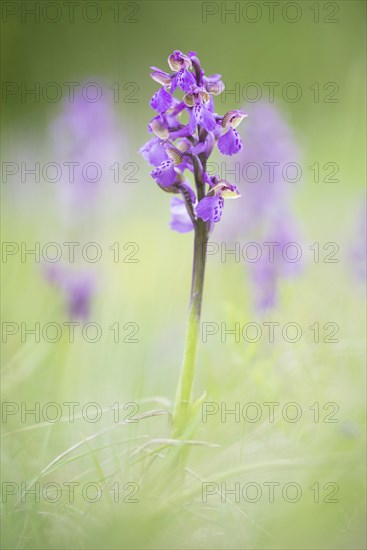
[140,51,246,233]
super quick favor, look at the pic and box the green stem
[173,218,208,437]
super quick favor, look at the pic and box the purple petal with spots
[151,159,177,187]
[196,195,224,223]
[177,68,196,92]
[193,104,216,132]
[150,87,172,114]
[218,128,243,156]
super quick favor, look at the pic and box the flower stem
[173,217,208,437]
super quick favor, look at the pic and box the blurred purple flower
[170,197,195,233]
[42,81,121,320]
[44,264,95,321]
[251,212,302,311]
[51,82,123,220]
[221,101,300,236]
[219,101,302,311]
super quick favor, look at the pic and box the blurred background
[1,1,366,548]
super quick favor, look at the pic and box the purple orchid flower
[140,50,246,234]
[183,87,217,132]
[168,50,196,93]
[196,181,240,223]
[150,142,192,187]
[218,110,247,156]
[151,158,179,187]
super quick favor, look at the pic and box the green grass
[1,189,365,549]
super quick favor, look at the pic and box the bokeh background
[1,1,366,548]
